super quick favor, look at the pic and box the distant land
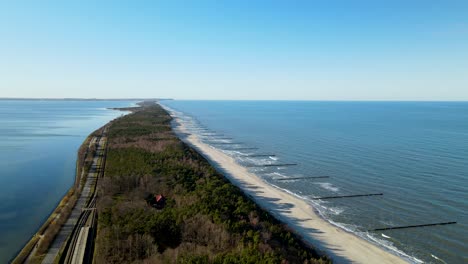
[2,98,468,102]
[0,97,173,101]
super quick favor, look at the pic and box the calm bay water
[0,100,135,263]
[161,100,468,264]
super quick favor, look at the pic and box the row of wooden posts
[185,127,457,232]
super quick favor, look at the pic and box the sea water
[0,100,135,263]
[161,100,468,264]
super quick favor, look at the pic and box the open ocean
[0,100,136,263]
[161,100,468,264]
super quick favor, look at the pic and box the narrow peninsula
[15,103,330,263]
[94,103,329,263]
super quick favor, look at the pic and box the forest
[95,103,330,264]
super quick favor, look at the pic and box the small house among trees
[145,193,166,209]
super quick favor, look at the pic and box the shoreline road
[41,130,107,264]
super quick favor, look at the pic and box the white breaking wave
[325,207,344,215]
[260,183,422,264]
[365,233,424,264]
[431,254,447,264]
[241,157,274,166]
[266,172,288,179]
[314,182,339,192]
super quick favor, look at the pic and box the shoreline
[9,132,94,264]
[10,107,133,264]
[166,109,409,264]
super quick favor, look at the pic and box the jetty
[310,193,383,200]
[246,163,297,167]
[275,176,330,181]
[370,221,457,231]
[211,142,243,145]
[229,147,259,150]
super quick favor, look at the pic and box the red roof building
[153,194,166,209]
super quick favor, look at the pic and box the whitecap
[364,233,424,264]
[431,254,447,263]
[327,207,344,215]
[314,182,339,192]
[267,172,289,179]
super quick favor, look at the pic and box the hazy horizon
[1,97,468,102]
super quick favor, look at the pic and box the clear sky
[1,0,467,100]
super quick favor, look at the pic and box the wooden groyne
[310,193,383,200]
[230,147,259,150]
[246,163,297,167]
[275,176,330,181]
[212,142,243,145]
[370,221,457,231]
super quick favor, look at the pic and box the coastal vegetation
[95,104,330,263]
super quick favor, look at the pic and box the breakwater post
[310,193,383,200]
[245,163,298,167]
[370,221,457,231]
[275,176,330,181]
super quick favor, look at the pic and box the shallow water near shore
[0,100,135,263]
[161,100,468,264]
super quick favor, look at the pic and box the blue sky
[1,0,467,100]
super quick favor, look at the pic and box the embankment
[11,128,104,264]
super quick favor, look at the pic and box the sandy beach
[171,116,408,264]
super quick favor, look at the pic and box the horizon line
[1,97,467,103]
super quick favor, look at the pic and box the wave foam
[314,182,339,192]
[260,182,422,264]
[364,233,424,264]
[431,254,447,264]
[267,172,288,179]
